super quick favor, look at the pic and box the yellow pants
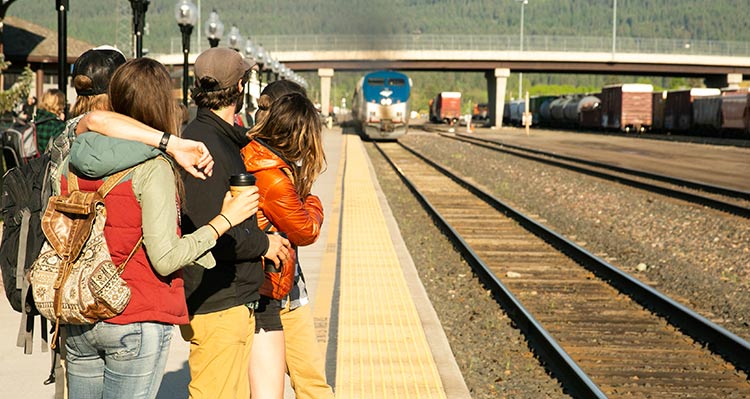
[180,305,255,399]
[281,302,335,399]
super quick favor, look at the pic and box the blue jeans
[65,322,173,399]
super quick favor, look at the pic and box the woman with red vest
[240,89,326,399]
[60,58,259,399]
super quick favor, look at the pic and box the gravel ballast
[365,131,749,397]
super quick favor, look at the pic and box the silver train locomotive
[351,70,412,140]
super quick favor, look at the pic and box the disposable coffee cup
[265,232,287,273]
[229,173,256,197]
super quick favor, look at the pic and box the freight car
[601,84,653,132]
[351,70,412,140]
[510,83,748,139]
[720,92,750,134]
[429,92,462,125]
[664,88,721,132]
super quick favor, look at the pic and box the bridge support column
[318,68,334,118]
[486,68,511,128]
[705,73,743,89]
[726,73,743,89]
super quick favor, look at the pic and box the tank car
[577,95,602,129]
[529,96,556,125]
[351,70,412,140]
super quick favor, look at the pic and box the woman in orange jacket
[240,90,326,399]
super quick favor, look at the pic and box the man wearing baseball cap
[178,48,291,399]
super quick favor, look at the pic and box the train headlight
[380,98,393,106]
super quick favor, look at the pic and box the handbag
[30,166,141,347]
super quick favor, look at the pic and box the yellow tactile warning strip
[334,135,447,399]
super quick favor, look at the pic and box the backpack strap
[65,165,142,271]
[67,165,137,196]
[15,208,31,352]
[118,237,143,273]
[32,116,57,126]
[14,208,49,354]
[97,166,138,198]
[15,209,30,292]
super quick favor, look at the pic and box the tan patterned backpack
[30,166,141,348]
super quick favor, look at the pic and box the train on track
[429,92,462,125]
[506,83,750,137]
[351,70,412,140]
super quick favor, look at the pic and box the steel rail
[453,132,750,200]
[442,133,750,218]
[376,139,750,382]
[373,142,608,399]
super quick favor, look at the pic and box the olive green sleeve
[131,158,216,276]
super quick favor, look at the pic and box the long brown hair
[108,58,183,198]
[248,92,325,198]
[109,58,178,137]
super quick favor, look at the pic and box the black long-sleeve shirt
[180,107,268,315]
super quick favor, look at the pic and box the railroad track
[373,141,750,398]
[433,131,750,218]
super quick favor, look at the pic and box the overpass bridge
[155,34,750,127]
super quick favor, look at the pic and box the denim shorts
[254,296,283,332]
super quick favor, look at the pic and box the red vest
[62,173,188,325]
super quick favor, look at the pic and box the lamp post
[255,44,266,92]
[243,38,257,87]
[611,0,617,58]
[226,25,243,51]
[129,0,150,58]
[242,38,256,111]
[55,0,68,112]
[204,9,223,48]
[516,0,527,100]
[271,60,281,81]
[175,0,197,108]
[263,52,273,84]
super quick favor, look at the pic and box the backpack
[1,116,56,169]
[30,166,141,348]
[0,117,78,354]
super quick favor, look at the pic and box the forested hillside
[10,0,750,49]
[8,0,747,111]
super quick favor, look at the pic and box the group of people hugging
[46,45,334,399]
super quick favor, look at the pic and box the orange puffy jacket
[240,139,324,299]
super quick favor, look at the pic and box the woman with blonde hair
[70,46,125,118]
[34,89,66,153]
[240,87,328,399]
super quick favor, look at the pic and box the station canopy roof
[3,16,94,64]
